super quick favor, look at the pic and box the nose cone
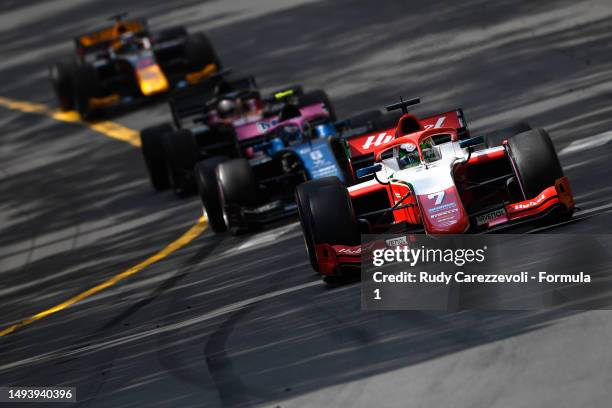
[136,64,169,96]
[417,186,470,234]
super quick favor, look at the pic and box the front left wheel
[73,65,103,120]
[295,177,360,274]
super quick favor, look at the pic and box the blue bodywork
[251,123,344,183]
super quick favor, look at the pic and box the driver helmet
[280,124,302,145]
[120,32,136,43]
[114,32,140,52]
[397,142,420,168]
[217,99,237,118]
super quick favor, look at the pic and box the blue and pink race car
[194,88,352,234]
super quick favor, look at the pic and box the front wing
[314,176,574,276]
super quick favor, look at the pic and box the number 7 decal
[427,191,445,205]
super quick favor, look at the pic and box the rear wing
[342,109,469,178]
[170,73,259,129]
[74,19,148,56]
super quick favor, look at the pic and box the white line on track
[235,222,301,252]
[527,201,612,233]
[559,130,612,156]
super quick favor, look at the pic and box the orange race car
[49,13,221,119]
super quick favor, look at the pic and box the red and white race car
[295,97,575,277]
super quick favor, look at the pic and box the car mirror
[356,163,382,179]
[459,135,484,149]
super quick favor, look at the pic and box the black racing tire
[216,158,257,207]
[345,110,382,128]
[184,32,221,71]
[49,60,77,111]
[372,111,402,132]
[73,65,103,119]
[195,156,228,233]
[295,179,330,272]
[482,121,532,148]
[140,123,173,191]
[299,89,336,121]
[156,26,188,41]
[295,177,360,273]
[165,129,200,197]
[507,128,563,198]
[166,129,200,172]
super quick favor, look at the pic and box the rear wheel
[140,123,173,191]
[299,89,336,121]
[217,158,258,234]
[195,156,228,233]
[295,177,360,274]
[165,129,200,197]
[184,32,221,71]
[49,60,77,111]
[156,26,188,41]
[507,128,564,199]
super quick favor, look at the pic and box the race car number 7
[427,191,445,205]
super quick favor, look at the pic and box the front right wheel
[507,128,563,198]
[195,156,228,233]
[216,158,258,234]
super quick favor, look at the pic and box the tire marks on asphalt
[0,216,208,337]
[0,96,208,336]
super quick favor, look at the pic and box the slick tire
[295,177,360,273]
[156,26,188,41]
[299,89,336,121]
[507,128,563,198]
[216,158,257,207]
[482,121,532,148]
[140,123,173,191]
[195,156,228,233]
[49,60,77,111]
[165,129,200,197]
[184,32,221,71]
[73,65,102,120]
[216,158,258,234]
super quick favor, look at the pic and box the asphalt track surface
[1,1,612,407]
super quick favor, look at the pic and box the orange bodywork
[185,63,219,84]
[135,64,169,96]
[89,94,120,109]
[77,21,145,48]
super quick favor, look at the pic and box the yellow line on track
[0,97,141,147]
[0,96,208,337]
[0,216,207,337]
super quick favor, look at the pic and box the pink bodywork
[233,103,330,142]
